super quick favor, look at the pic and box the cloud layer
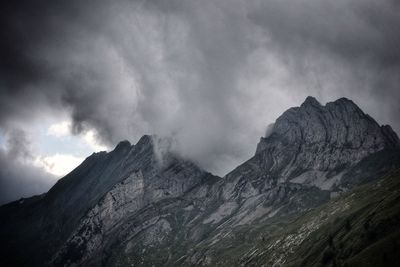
[0,129,56,204]
[1,0,400,201]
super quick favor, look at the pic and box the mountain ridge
[1,96,400,266]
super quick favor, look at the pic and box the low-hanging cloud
[1,0,400,182]
[0,129,56,205]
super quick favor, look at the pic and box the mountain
[1,97,400,267]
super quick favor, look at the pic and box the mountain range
[1,96,400,267]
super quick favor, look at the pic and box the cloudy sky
[1,0,399,204]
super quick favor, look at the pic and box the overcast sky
[1,0,399,204]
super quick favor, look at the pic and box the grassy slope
[200,168,400,266]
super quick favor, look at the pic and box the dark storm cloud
[249,0,400,67]
[0,0,400,180]
[0,0,93,126]
[0,129,55,205]
[247,0,400,127]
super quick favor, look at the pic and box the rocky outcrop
[252,97,399,189]
[51,171,146,266]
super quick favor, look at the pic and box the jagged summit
[301,95,322,107]
[257,96,399,154]
[135,134,153,146]
[296,96,363,116]
[111,135,165,159]
[113,140,132,152]
[115,134,172,153]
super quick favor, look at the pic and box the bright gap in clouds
[47,121,108,152]
[38,120,108,177]
[34,154,84,177]
[0,120,109,204]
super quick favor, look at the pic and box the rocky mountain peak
[113,140,132,152]
[301,96,322,108]
[129,135,175,158]
[134,134,153,149]
[257,97,399,153]
[253,96,400,188]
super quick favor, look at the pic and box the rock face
[254,97,398,188]
[1,97,400,267]
[0,135,217,266]
[51,171,147,266]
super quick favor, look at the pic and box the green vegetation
[179,169,400,266]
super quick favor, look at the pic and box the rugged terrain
[1,97,400,266]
